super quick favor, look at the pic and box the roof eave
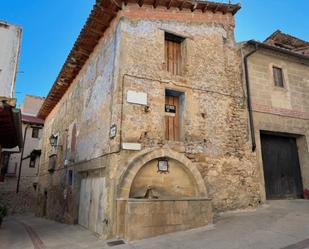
[246,40,309,62]
[38,0,241,120]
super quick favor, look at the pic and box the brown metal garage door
[261,133,303,200]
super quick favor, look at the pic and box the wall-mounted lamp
[49,134,58,147]
[157,158,169,173]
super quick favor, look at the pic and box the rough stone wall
[0,177,36,214]
[0,122,41,214]
[124,198,212,240]
[38,4,262,238]
[37,16,121,223]
[247,49,309,201]
[110,5,261,214]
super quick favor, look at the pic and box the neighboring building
[37,0,262,240]
[242,31,309,202]
[0,95,44,213]
[0,21,22,181]
[0,21,21,98]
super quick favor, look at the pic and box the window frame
[32,127,40,138]
[29,156,36,168]
[164,32,185,76]
[273,66,285,88]
[164,89,185,141]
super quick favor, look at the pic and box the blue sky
[1,0,308,106]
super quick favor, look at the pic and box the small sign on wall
[157,158,169,173]
[122,142,142,151]
[165,104,176,113]
[110,124,117,139]
[127,90,148,106]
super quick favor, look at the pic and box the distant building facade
[242,31,309,201]
[0,95,44,213]
[0,21,22,182]
[0,21,21,98]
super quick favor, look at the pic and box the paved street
[0,200,309,249]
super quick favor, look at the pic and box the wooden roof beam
[138,0,144,7]
[110,0,122,9]
[90,16,110,28]
[202,3,209,13]
[191,2,197,12]
[178,1,185,11]
[212,4,220,13]
[167,0,172,9]
[96,5,118,16]
[222,6,228,14]
[89,27,107,36]
[153,0,159,8]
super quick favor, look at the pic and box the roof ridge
[264,30,309,46]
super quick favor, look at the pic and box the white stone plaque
[127,90,147,106]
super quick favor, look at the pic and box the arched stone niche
[129,158,199,198]
[117,148,208,199]
[115,149,212,240]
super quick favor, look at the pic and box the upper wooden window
[165,32,184,75]
[273,66,284,87]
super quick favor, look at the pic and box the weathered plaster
[0,21,21,98]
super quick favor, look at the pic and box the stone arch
[117,148,208,198]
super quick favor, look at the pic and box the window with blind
[273,66,284,87]
[165,32,185,75]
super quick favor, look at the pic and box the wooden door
[261,134,303,199]
[78,177,91,228]
[79,176,105,234]
[88,177,105,235]
[165,95,179,141]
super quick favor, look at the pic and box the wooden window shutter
[165,33,184,75]
[273,66,284,87]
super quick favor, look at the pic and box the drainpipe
[16,124,29,193]
[243,43,259,152]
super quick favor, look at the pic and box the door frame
[259,130,304,200]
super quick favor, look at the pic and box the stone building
[37,0,262,240]
[0,95,44,214]
[242,31,309,201]
[0,21,22,182]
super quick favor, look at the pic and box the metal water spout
[144,187,158,199]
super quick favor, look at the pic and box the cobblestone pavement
[0,200,309,249]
